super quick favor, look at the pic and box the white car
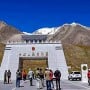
[68,71,82,81]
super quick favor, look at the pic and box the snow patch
[33,27,57,35]
[23,32,32,35]
[71,22,77,26]
[24,22,90,35]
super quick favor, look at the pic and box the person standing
[50,69,54,89]
[54,69,61,90]
[36,68,42,89]
[16,69,21,87]
[45,68,51,90]
[4,70,8,84]
[22,69,27,81]
[87,69,90,86]
[39,68,44,88]
[28,68,33,86]
[7,70,11,84]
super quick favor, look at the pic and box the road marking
[11,81,24,90]
[66,81,90,89]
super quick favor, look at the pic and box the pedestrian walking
[54,69,61,90]
[28,68,33,86]
[7,70,11,84]
[4,70,8,84]
[87,69,90,86]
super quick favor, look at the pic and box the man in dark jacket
[7,70,11,84]
[4,70,8,84]
[54,69,61,90]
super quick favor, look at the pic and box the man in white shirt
[28,68,34,86]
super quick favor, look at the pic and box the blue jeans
[16,78,20,87]
[56,79,60,90]
[46,80,51,90]
[51,79,54,88]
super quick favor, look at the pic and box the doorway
[19,57,48,73]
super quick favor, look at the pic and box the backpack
[17,72,21,79]
[54,70,61,79]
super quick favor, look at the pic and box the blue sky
[0,0,90,33]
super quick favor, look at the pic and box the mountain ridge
[0,21,90,46]
[0,21,90,71]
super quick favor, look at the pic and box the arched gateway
[0,35,68,80]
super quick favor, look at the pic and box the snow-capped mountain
[31,22,90,35]
[1,21,90,46]
[32,27,58,35]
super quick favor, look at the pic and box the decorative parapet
[6,40,61,45]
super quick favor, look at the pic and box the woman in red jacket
[87,69,90,86]
[50,69,54,89]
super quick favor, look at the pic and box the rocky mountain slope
[33,23,90,71]
[0,43,5,64]
[47,23,90,46]
[0,21,23,43]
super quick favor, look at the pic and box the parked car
[68,71,81,81]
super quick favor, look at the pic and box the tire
[79,78,81,81]
[68,78,70,80]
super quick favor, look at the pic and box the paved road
[0,80,90,90]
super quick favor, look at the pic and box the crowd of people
[4,68,90,90]
[4,68,61,90]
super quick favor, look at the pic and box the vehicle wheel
[68,78,70,80]
[72,78,74,81]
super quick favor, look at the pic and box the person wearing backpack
[16,69,22,87]
[54,69,61,90]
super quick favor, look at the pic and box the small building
[0,35,68,80]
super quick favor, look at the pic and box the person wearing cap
[87,69,90,86]
[45,68,51,90]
